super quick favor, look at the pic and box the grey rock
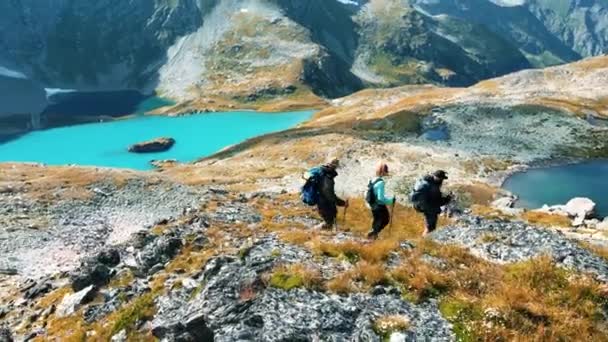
[110,329,127,342]
[0,268,17,276]
[565,197,596,219]
[70,262,111,292]
[23,280,53,300]
[432,216,608,282]
[56,285,96,317]
[0,326,12,342]
[153,237,453,341]
[136,235,182,276]
[96,248,121,267]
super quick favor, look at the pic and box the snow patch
[0,66,26,79]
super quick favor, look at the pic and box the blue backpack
[301,167,324,206]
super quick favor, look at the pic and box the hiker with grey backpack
[410,170,453,236]
[365,162,396,240]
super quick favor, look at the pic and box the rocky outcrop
[0,326,13,342]
[135,234,183,276]
[56,285,96,317]
[128,137,175,154]
[536,197,597,227]
[70,248,121,291]
[565,197,597,223]
[152,237,453,341]
[432,216,608,282]
[527,0,608,57]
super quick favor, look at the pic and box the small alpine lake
[503,160,608,218]
[0,111,313,170]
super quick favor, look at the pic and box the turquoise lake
[0,111,313,170]
[503,160,608,218]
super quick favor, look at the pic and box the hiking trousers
[369,205,390,238]
[423,211,439,232]
[318,203,337,227]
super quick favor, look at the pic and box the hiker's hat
[328,158,340,168]
[433,170,448,180]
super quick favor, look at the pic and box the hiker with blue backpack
[365,162,396,240]
[410,170,453,236]
[301,158,348,229]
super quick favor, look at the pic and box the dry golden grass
[326,272,356,294]
[471,205,515,221]
[310,238,398,264]
[0,163,137,201]
[353,261,389,287]
[326,261,389,293]
[165,245,215,274]
[279,229,313,245]
[36,287,72,309]
[450,182,500,205]
[521,211,572,228]
[474,79,500,93]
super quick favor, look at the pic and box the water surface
[503,160,608,218]
[44,91,174,119]
[0,111,313,170]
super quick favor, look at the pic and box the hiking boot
[316,223,333,230]
[367,231,378,240]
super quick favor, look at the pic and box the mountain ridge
[1,0,607,119]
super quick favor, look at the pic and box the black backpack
[365,178,382,207]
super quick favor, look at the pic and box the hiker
[410,170,453,236]
[301,159,348,229]
[366,162,396,240]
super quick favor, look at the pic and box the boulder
[492,196,517,209]
[110,329,127,342]
[96,248,121,268]
[56,285,96,317]
[128,137,175,153]
[565,198,596,220]
[152,312,214,342]
[597,218,608,230]
[0,326,12,342]
[70,248,122,291]
[135,235,182,276]
[70,263,111,292]
[23,280,53,300]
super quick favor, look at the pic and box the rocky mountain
[1,56,608,341]
[1,0,607,119]
[523,0,608,57]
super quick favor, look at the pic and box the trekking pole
[342,199,348,229]
[389,200,396,236]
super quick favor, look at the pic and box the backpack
[365,178,382,208]
[410,178,430,212]
[300,167,324,206]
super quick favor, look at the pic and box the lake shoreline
[0,111,315,171]
[502,158,608,217]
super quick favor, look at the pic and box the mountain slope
[352,0,531,86]
[0,0,607,115]
[412,0,583,67]
[527,0,608,57]
[0,0,203,91]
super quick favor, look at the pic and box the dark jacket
[415,175,451,214]
[318,166,346,208]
